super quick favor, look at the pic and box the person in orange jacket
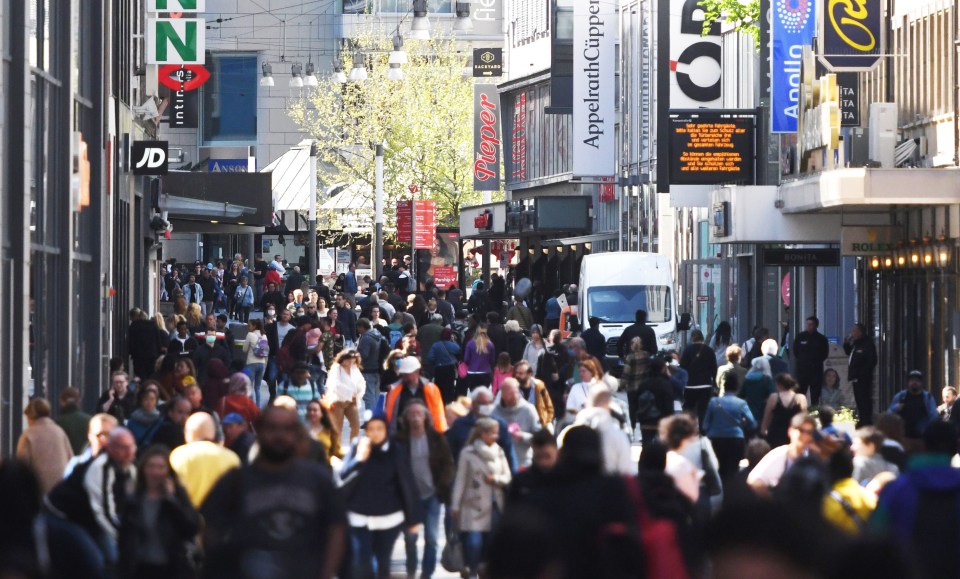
[384,356,447,435]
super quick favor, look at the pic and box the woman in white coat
[450,417,512,578]
[322,349,367,440]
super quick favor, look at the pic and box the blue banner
[771,0,816,133]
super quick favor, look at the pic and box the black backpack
[45,458,98,537]
[376,332,390,368]
[634,390,662,424]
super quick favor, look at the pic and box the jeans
[460,506,499,574]
[683,387,714,428]
[237,305,251,323]
[247,363,266,407]
[404,496,441,578]
[350,524,402,579]
[266,358,279,403]
[362,372,380,415]
[853,377,874,426]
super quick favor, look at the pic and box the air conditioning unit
[868,103,897,168]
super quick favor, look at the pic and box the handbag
[457,361,468,379]
[440,526,464,572]
[699,436,723,497]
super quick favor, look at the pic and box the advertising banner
[414,200,437,250]
[572,0,615,176]
[473,84,502,191]
[397,200,412,243]
[819,0,883,71]
[771,0,816,132]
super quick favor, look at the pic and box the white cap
[396,356,422,374]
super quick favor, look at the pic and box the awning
[160,171,273,226]
[780,167,960,214]
[320,180,373,211]
[261,141,311,211]
[541,232,619,246]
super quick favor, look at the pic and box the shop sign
[397,200,412,243]
[572,0,615,177]
[762,247,840,266]
[147,0,205,11]
[158,64,209,91]
[837,72,860,126]
[841,226,900,256]
[432,266,458,289]
[818,0,884,71]
[668,0,722,108]
[146,18,205,64]
[474,210,493,230]
[472,48,503,77]
[132,140,169,175]
[414,200,437,250]
[208,159,248,172]
[771,0,816,133]
[473,84,501,191]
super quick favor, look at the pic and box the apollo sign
[146,0,206,65]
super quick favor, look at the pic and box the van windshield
[587,286,672,324]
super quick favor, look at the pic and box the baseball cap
[396,356,422,374]
[222,412,245,425]
[907,369,923,379]
[206,263,214,270]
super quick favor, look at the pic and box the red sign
[158,64,210,92]
[397,200,412,243]
[414,200,437,250]
[473,89,501,189]
[599,176,616,202]
[474,210,492,230]
[432,266,458,289]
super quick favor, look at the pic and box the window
[203,53,257,143]
[379,0,451,13]
[587,286,673,323]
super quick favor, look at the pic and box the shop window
[203,53,257,143]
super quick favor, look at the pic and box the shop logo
[474,210,493,230]
[827,0,876,52]
[776,0,812,33]
[474,91,501,184]
[132,141,169,175]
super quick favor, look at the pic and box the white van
[578,252,678,366]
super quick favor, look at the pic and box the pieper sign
[474,92,501,184]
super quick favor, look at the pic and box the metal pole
[374,144,384,280]
[307,141,318,282]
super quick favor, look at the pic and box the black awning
[160,171,273,226]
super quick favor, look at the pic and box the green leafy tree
[288,31,498,235]
[698,0,761,48]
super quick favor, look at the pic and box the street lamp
[304,60,319,87]
[349,52,368,82]
[260,62,275,86]
[374,143,385,281]
[409,0,431,40]
[332,58,347,84]
[454,1,473,32]
[289,63,304,88]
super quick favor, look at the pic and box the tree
[288,31,498,235]
[698,0,761,48]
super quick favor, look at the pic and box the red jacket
[264,270,282,289]
[385,381,447,433]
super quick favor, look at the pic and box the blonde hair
[154,313,166,332]
[473,326,491,355]
[186,303,203,327]
[467,417,499,444]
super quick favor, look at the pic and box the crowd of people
[4,255,960,578]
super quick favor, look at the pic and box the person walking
[492,378,542,469]
[617,309,659,359]
[234,276,254,323]
[118,445,200,579]
[243,319,268,407]
[17,398,74,494]
[383,357,448,435]
[169,413,240,508]
[703,375,757,482]
[396,400,455,579]
[427,327,461,404]
[760,373,808,448]
[792,316,830,404]
[633,358,676,445]
[323,350,367,441]
[708,321,734,366]
[357,318,386,413]
[512,360,555,432]
[679,330,718,425]
[716,345,748,396]
[450,418,512,579]
[463,325,496,395]
[844,322,877,425]
[56,387,92,456]
[740,357,775,428]
[888,369,939,449]
[341,413,423,579]
[84,427,138,565]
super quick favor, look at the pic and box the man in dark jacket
[792,316,830,404]
[192,330,233,384]
[284,265,306,296]
[260,281,288,313]
[335,293,358,344]
[128,309,164,381]
[485,311,508,358]
[617,309,659,359]
[844,323,878,425]
[679,330,718,425]
[580,317,607,362]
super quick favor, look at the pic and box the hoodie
[127,408,161,443]
[569,407,635,475]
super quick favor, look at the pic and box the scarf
[472,439,503,475]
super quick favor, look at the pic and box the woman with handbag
[702,374,758,482]
[450,418,511,579]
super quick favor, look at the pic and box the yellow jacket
[822,477,877,534]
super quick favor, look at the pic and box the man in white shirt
[565,384,634,475]
[269,254,286,276]
[747,413,818,491]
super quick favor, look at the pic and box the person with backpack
[243,318,269,408]
[634,358,676,446]
[702,374,757,482]
[357,318,387,414]
[428,328,462,405]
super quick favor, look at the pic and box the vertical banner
[818,0,883,71]
[473,84,501,191]
[771,0,816,132]
[396,200,412,243]
[413,200,437,250]
[573,0,615,177]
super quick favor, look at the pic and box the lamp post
[374,143,385,280]
[307,141,318,282]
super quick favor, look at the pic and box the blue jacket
[888,390,939,437]
[344,271,358,294]
[427,340,460,368]
[703,394,757,439]
[183,282,203,304]
[446,413,518,474]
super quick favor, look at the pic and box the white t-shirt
[666,450,702,503]
[276,322,294,346]
[746,444,795,488]
[244,330,267,364]
[566,381,594,413]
